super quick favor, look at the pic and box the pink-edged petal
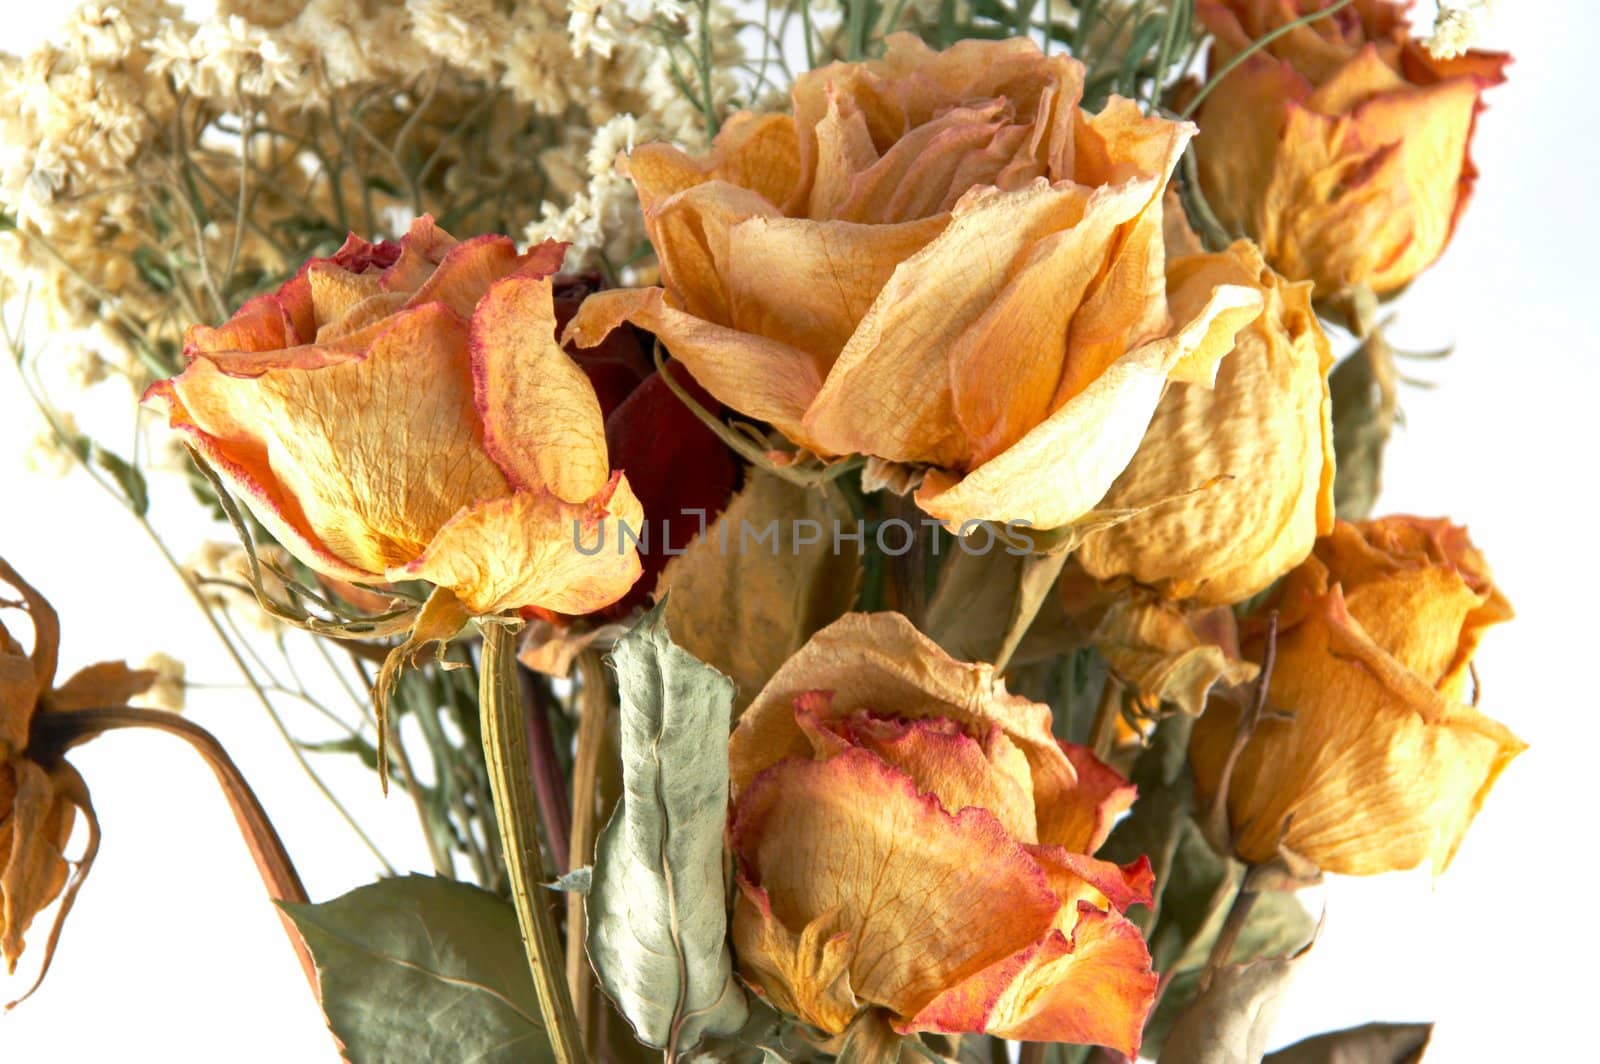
[469,272,609,503]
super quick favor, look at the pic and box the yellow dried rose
[2,559,154,993]
[1191,0,1509,295]
[568,33,1261,531]
[1078,239,1335,606]
[728,613,1157,1055]
[145,217,643,619]
[1190,517,1523,874]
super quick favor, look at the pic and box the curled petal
[915,277,1262,529]
[394,475,644,616]
[732,883,859,1034]
[732,613,1069,805]
[565,287,825,449]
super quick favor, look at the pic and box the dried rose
[1190,517,1524,873]
[728,613,1157,1055]
[1078,239,1335,606]
[145,217,642,618]
[1191,0,1509,295]
[568,33,1260,531]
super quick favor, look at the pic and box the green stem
[1181,0,1357,119]
[480,620,588,1064]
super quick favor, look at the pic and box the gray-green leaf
[1159,947,1310,1064]
[588,599,748,1054]
[1263,1022,1433,1064]
[282,875,554,1064]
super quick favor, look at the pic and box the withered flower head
[1190,517,1524,874]
[1,559,154,999]
[145,217,644,620]
[1191,0,1509,295]
[567,33,1262,531]
[727,613,1157,1056]
[1079,237,1336,606]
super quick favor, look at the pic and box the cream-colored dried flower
[21,414,82,479]
[134,652,187,712]
[1426,1,1495,60]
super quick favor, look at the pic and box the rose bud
[567,34,1262,532]
[1191,0,1509,296]
[144,217,643,619]
[1078,239,1335,606]
[728,613,1157,1056]
[1190,517,1524,874]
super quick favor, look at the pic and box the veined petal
[470,272,609,503]
[725,213,947,367]
[393,475,644,616]
[153,303,508,577]
[732,882,859,1034]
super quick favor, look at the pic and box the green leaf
[1263,1022,1433,1064]
[88,444,148,515]
[588,599,748,1054]
[1329,335,1399,521]
[282,876,554,1064]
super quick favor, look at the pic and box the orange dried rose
[1078,239,1335,606]
[1191,0,1509,295]
[144,217,642,618]
[568,33,1261,531]
[1,559,153,990]
[1190,517,1524,874]
[728,613,1157,1055]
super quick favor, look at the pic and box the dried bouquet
[2,1,1518,1062]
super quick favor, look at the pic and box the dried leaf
[1263,1022,1433,1064]
[1158,944,1309,1064]
[588,601,748,1052]
[281,876,554,1064]
[658,471,860,709]
[1329,335,1398,522]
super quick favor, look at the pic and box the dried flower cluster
[3,2,1524,1062]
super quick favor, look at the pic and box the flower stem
[1180,0,1358,119]
[36,705,316,996]
[479,619,588,1064]
[567,648,613,1054]
[1199,877,1258,993]
[521,667,573,876]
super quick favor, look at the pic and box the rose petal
[470,272,609,503]
[915,277,1262,529]
[564,287,825,449]
[394,475,644,616]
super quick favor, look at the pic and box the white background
[2,2,1596,1060]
